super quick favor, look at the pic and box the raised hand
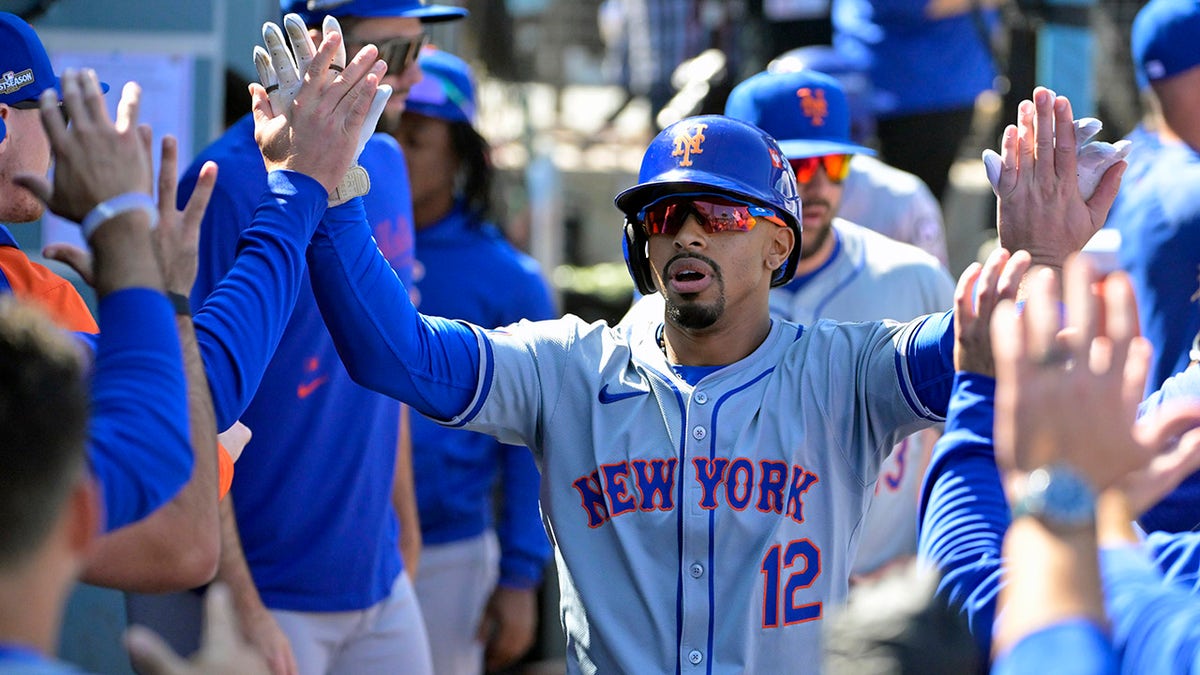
[989,88,1127,270]
[990,256,1200,496]
[13,71,152,227]
[952,247,1031,376]
[983,116,1132,202]
[251,13,391,205]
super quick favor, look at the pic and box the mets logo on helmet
[797,87,827,126]
[672,123,708,167]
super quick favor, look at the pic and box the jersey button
[694,391,708,404]
[688,650,703,665]
[689,563,704,578]
[692,426,706,440]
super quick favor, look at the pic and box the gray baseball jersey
[624,219,955,577]
[445,314,943,673]
[840,155,949,267]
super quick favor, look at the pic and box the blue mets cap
[0,12,109,106]
[1132,0,1200,88]
[724,69,874,160]
[282,0,467,25]
[406,48,476,124]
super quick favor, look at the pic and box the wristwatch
[1010,464,1096,529]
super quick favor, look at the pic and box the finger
[158,135,179,217]
[1024,266,1063,365]
[263,22,300,106]
[253,46,280,114]
[59,69,90,130]
[1138,402,1200,453]
[323,15,348,72]
[83,69,112,126]
[137,124,154,194]
[1087,161,1127,227]
[250,83,273,126]
[990,299,1022,466]
[11,173,53,205]
[974,247,1010,329]
[336,65,383,131]
[125,625,189,675]
[36,88,70,149]
[330,42,381,102]
[1016,98,1035,173]
[201,583,243,653]
[954,261,983,327]
[284,14,318,80]
[1032,88,1056,182]
[996,249,1032,303]
[997,124,1019,195]
[1052,95,1077,183]
[115,81,142,134]
[42,243,96,286]
[1121,336,1153,411]
[296,29,342,107]
[1063,254,1099,360]
[181,161,218,234]
[1102,271,1140,381]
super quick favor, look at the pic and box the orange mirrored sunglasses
[788,154,853,184]
[638,194,787,236]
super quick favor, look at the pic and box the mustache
[662,252,722,281]
[802,198,832,210]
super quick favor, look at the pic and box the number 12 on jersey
[760,538,822,627]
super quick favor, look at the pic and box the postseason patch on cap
[0,69,35,98]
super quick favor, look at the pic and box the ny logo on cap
[797,87,827,127]
[672,123,708,167]
[768,148,784,170]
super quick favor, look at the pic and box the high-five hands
[252,13,392,206]
[986,88,1127,270]
[984,116,1132,201]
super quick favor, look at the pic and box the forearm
[393,406,422,576]
[995,519,1105,657]
[195,170,326,429]
[307,198,480,418]
[917,372,1007,655]
[88,288,192,531]
[81,316,220,591]
[216,497,270,619]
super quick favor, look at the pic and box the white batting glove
[982,117,1132,201]
[253,14,392,206]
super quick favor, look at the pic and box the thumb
[42,243,95,287]
[125,625,188,675]
[12,173,53,205]
[981,149,1001,194]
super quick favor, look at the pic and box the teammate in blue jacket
[296,79,1114,669]
[397,48,553,674]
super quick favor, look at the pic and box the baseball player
[298,83,1114,670]
[622,70,954,580]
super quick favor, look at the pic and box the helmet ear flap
[623,218,656,295]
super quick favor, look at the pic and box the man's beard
[800,213,833,260]
[662,252,725,330]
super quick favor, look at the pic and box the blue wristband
[81,192,159,239]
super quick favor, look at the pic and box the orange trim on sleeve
[217,442,235,500]
[0,248,97,332]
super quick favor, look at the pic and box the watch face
[1017,466,1096,528]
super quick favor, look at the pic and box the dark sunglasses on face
[638,194,788,237]
[788,154,853,184]
[10,97,69,125]
[351,34,429,74]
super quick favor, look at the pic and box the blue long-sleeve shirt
[920,371,1200,673]
[87,288,191,532]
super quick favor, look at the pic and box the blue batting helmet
[614,115,802,294]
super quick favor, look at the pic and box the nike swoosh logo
[598,384,647,404]
[297,376,329,399]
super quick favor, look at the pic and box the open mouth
[666,258,714,294]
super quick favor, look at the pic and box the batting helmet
[614,115,802,295]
